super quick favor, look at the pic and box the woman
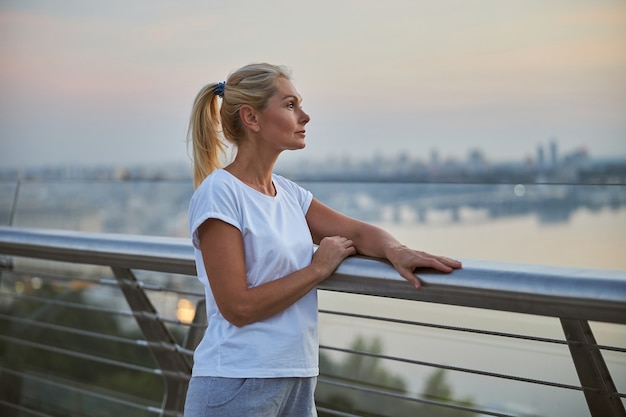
[184,63,461,417]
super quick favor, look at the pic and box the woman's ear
[239,105,261,133]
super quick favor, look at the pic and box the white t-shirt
[188,169,316,378]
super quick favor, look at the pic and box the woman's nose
[300,109,310,124]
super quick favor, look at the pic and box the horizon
[2,139,623,173]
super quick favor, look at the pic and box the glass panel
[11,180,194,237]
[0,181,18,226]
[303,182,626,270]
[9,179,626,270]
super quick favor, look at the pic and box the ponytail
[188,83,226,188]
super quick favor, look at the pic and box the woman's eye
[287,102,295,109]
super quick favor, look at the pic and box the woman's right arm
[198,218,355,327]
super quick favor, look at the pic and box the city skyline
[1,1,625,169]
[0,137,602,169]
[4,138,625,187]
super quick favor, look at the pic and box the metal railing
[0,226,625,417]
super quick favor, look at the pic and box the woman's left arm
[305,198,462,289]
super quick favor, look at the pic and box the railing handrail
[1,225,625,324]
[0,226,196,275]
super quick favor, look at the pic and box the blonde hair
[187,63,291,188]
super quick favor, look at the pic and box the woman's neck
[225,150,279,197]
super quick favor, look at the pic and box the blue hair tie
[215,81,226,98]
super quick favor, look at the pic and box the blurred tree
[418,368,477,417]
[316,335,477,417]
[0,273,165,417]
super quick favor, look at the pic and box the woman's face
[256,77,310,152]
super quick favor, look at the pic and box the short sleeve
[188,173,241,249]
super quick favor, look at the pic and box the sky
[0,0,625,170]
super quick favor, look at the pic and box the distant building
[550,139,558,167]
[537,145,545,169]
[430,149,440,166]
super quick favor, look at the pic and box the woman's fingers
[312,236,356,278]
[436,255,463,269]
[388,247,462,290]
[415,252,462,272]
[399,269,422,290]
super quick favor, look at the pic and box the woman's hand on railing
[311,236,357,279]
[386,245,462,290]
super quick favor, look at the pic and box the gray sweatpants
[183,376,317,417]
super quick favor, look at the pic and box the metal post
[560,318,626,417]
[112,267,191,417]
[182,299,206,352]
